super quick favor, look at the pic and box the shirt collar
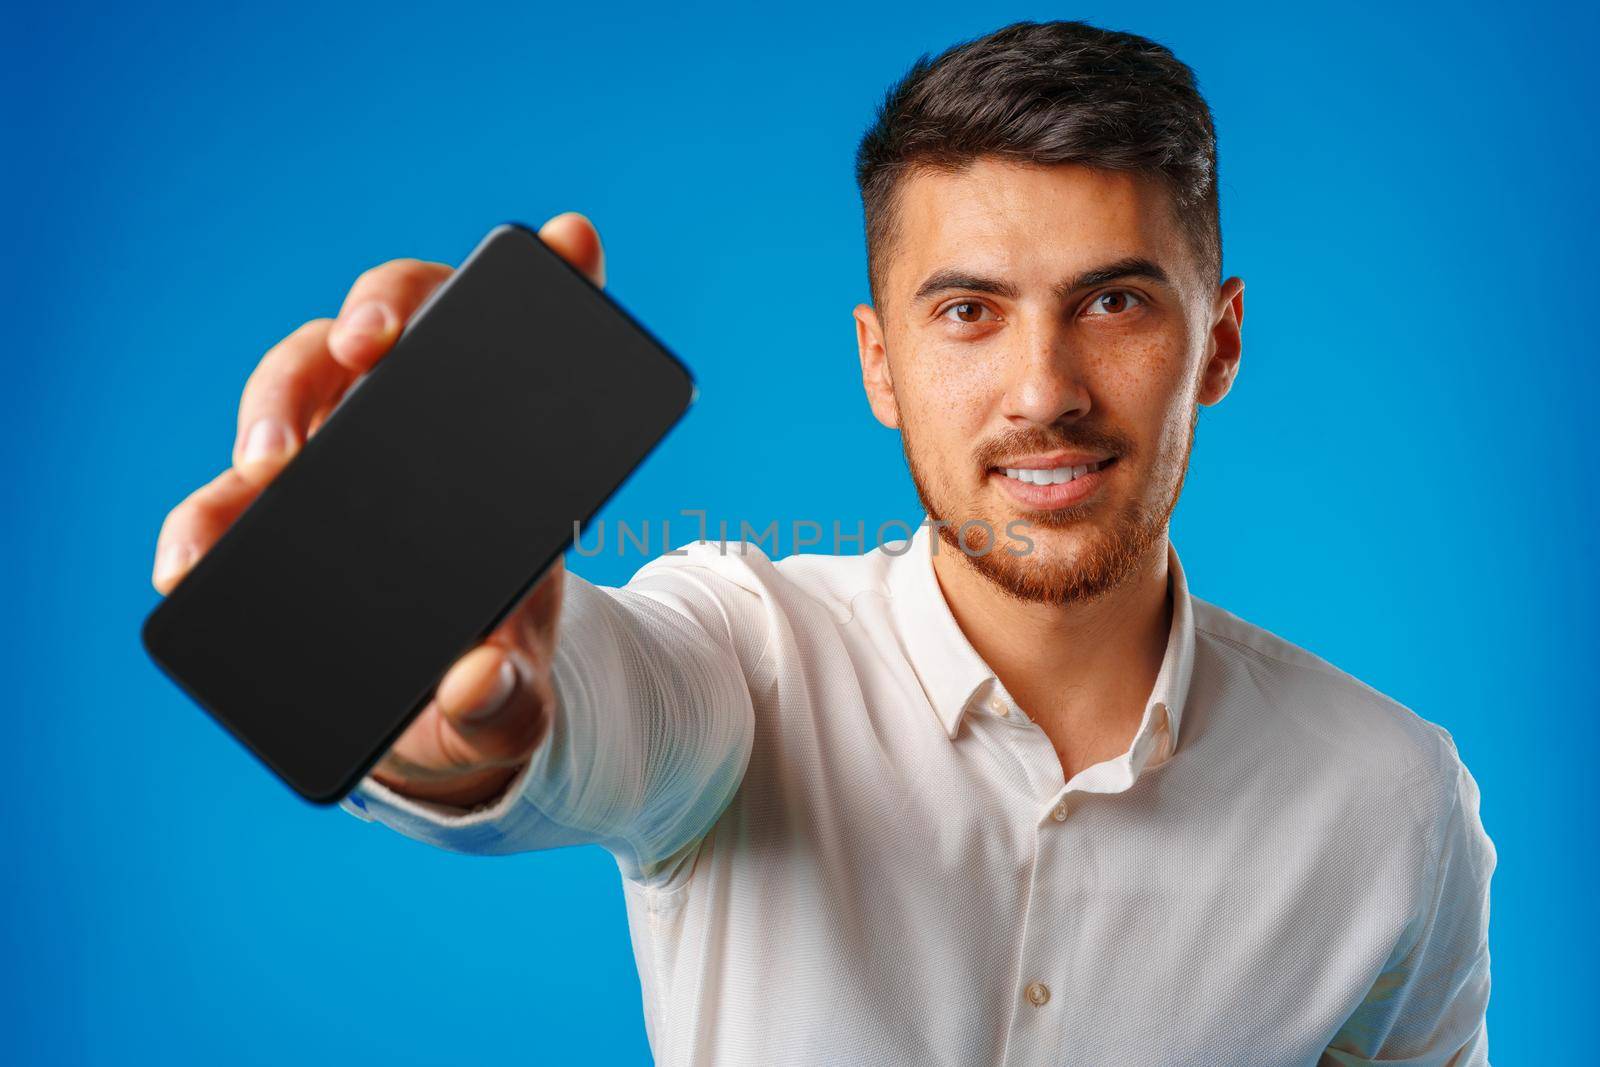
[885,517,1196,755]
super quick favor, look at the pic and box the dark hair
[855,20,1221,305]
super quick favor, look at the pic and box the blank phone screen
[142,223,695,803]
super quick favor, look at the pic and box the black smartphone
[141,222,696,804]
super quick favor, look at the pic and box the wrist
[372,761,525,809]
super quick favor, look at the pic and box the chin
[1006,519,1095,561]
[993,492,1106,549]
[929,501,1094,564]
[930,492,1167,607]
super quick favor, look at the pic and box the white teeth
[1002,461,1103,486]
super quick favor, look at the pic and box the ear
[854,302,900,428]
[1197,276,1245,407]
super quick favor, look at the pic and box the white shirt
[343,519,1495,1066]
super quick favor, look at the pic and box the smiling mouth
[996,457,1117,486]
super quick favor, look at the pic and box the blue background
[7,2,1595,1063]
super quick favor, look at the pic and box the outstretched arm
[344,550,766,886]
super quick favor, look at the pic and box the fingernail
[459,657,518,722]
[337,301,391,342]
[154,542,196,588]
[241,419,293,465]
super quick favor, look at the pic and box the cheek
[1094,330,1193,420]
[897,358,996,450]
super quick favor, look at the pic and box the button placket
[1001,792,1078,1063]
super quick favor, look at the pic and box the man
[151,19,1494,1066]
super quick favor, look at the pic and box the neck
[930,528,1173,781]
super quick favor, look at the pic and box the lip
[995,451,1114,470]
[989,456,1116,510]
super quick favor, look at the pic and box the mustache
[974,425,1134,468]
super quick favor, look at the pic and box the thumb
[435,644,520,723]
[374,643,552,787]
[429,558,565,751]
[433,643,553,755]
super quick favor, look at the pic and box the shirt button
[1024,981,1051,1007]
[1051,801,1069,822]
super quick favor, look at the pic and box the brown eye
[946,301,988,324]
[1086,291,1142,316]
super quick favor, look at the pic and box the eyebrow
[910,256,1172,305]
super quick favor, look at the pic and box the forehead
[887,159,1189,294]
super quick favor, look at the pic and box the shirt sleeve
[1322,733,1497,1066]
[338,544,769,887]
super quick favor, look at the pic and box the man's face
[855,159,1243,605]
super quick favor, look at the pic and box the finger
[232,318,351,485]
[537,212,606,289]
[376,644,552,782]
[324,219,603,377]
[152,468,260,593]
[326,258,454,373]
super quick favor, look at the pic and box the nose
[1001,316,1091,426]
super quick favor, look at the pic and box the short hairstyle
[855,20,1222,305]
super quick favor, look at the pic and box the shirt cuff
[339,757,538,830]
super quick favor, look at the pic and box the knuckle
[251,380,295,415]
[357,258,422,290]
[272,317,333,355]
[466,694,550,763]
[248,319,329,386]
[184,470,253,527]
[212,467,253,495]
[161,505,205,546]
[432,711,485,772]
[481,722,547,768]
[353,263,388,288]
[348,259,450,311]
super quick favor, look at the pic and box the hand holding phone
[147,214,624,808]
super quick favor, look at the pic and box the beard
[901,406,1198,607]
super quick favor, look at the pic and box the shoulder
[1189,595,1471,833]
